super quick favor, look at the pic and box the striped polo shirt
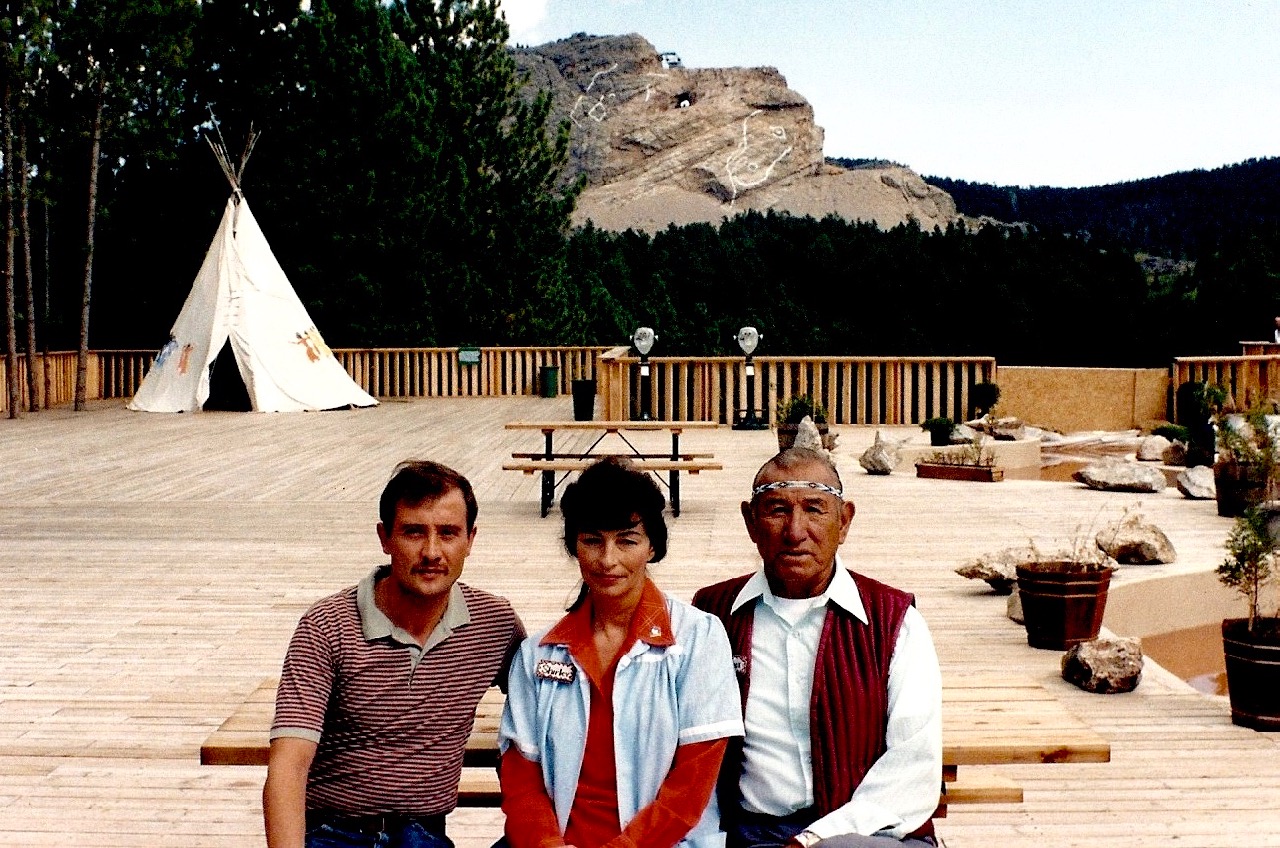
[271,565,525,815]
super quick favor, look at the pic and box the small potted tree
[1214,404,1278,518]
[1217,505,1280,730]
[775,395,829,451]
[1177,380,1225,468]
[969,381,1001,420]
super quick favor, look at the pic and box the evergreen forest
[4,0,1280,391]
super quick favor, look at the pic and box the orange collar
[541,577,675,651]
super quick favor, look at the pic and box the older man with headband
[693,448,942,848]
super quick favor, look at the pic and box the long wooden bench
[473,770,1014,818]
[509,452,716,460]
[451,769,1023,814]
[202,679,1026,816]
[201,681,501,768]
[503,459,721,473]
[502,457,723,517]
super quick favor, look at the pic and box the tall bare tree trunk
[74,81,104,412]
[18,124,39,411]
[42,197,50,409]
[3,79,20,419]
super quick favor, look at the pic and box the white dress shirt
[731,559,943,840]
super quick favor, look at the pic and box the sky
[498,0,1280,188]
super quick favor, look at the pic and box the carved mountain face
[515,33,960,232]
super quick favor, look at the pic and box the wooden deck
[1,397,1277,847]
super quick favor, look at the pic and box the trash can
[539,366,559,398]
[571,379,596,421]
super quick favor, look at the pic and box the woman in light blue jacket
[498,457,743,848]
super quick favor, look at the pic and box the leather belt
[304,810,447,837]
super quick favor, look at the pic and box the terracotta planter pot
[1222,617,1280,731]
[1016,561,1112,650]
[1214,460,1269,518]
[915,462,1004,482]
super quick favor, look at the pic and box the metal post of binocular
[733,326,768,430]
[632,326,656,421]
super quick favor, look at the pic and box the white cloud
[499,0,549,45]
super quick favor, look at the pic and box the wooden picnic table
[502,420,724,516]
[201,672,1109,815]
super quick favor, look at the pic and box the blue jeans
[728,816,936,848]
[305,819,454,848]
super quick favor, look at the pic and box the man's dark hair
[559,456,668,562]
[379,460,478,531]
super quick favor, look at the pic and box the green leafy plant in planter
[921,416,956,447]
[1214,404,1279,518]
[1147,422,1191,465]
[775,395,829,451]
[1216,505,1280,729]
[1151,423,1189,444]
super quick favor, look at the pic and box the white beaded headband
[751,480,843,499]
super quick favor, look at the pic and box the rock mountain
[514,33,962,232]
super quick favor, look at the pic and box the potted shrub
[775,395,828,451]
[1214,404,1278,518]
[1216,505,1280,730]
[1177,380,1225,468]
[969,381,1001,419]
[1151,423,1190,446]
[915,434,1004,482]
[921,416,956,447]
[1016,558,1113,650]
[1015,517,1126,651]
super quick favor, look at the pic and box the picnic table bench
[201,672,1106,817]
[503,421,723,516]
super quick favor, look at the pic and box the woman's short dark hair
[379,459,478,531]
[559,456,668,562]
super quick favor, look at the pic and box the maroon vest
[693,570,935,839]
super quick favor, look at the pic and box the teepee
[128,132,377,413]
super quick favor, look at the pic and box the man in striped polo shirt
[264,460,526,848]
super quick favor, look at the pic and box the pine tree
[56,0,197,409]
[390,0,581,345]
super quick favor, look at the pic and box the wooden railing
[1239,341,1280,357]
[597,350,998,425]
[0,350,154,413]
[4,346,996,426]
[336,347,605,398]
[99,351,155,399]
[1172,355,1280,419]
[17,344,1280,430]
